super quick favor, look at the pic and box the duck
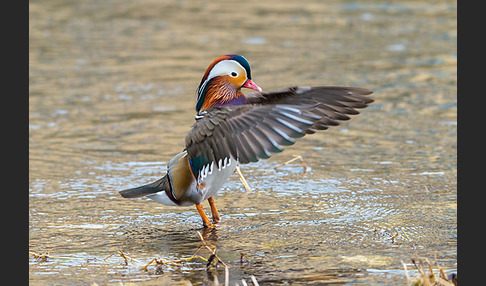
[119,54,373,228]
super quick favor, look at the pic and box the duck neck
[199,79,247,112]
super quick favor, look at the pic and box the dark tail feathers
[119,176,168,198]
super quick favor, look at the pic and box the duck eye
[230,72,238,77]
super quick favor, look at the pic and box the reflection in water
[30,0,456,284]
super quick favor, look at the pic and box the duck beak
[242,79,262,92]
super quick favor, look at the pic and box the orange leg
[208,197,220,223]
[196,203,212,228]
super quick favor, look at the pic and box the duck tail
[119,175,168,198]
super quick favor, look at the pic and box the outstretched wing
[185,85,373,178]
[246,86,373,133]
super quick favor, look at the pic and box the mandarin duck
[119,54,373,228]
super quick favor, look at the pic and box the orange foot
[208,197,221,224]
[196,203,216,228]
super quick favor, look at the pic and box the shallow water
[30,0,456,284]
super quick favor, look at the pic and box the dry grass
[235,165,252,192]
[29,250,50,262]
[273,155,307,172]
[30,234,456,286]
[30,231,260,286]
[403,258,457,286]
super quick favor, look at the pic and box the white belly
[198,156,236,201]
[146,155,237,206]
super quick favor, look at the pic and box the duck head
[196,54,262,114]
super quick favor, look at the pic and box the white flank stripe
[208,161,214,175]
[223,157,228,168]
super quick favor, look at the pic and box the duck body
[119,54,374,228]
[120,150,236,206]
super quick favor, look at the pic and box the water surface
[30,0,456,284]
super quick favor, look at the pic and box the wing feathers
[185,85,373,175]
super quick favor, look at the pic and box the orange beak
[242,79,262,92]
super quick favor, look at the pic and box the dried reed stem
[235,166,252,192]
[273,155,307,172]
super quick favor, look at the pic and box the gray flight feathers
[185,85,373,166]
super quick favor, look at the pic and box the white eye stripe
[208,60,246,80]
